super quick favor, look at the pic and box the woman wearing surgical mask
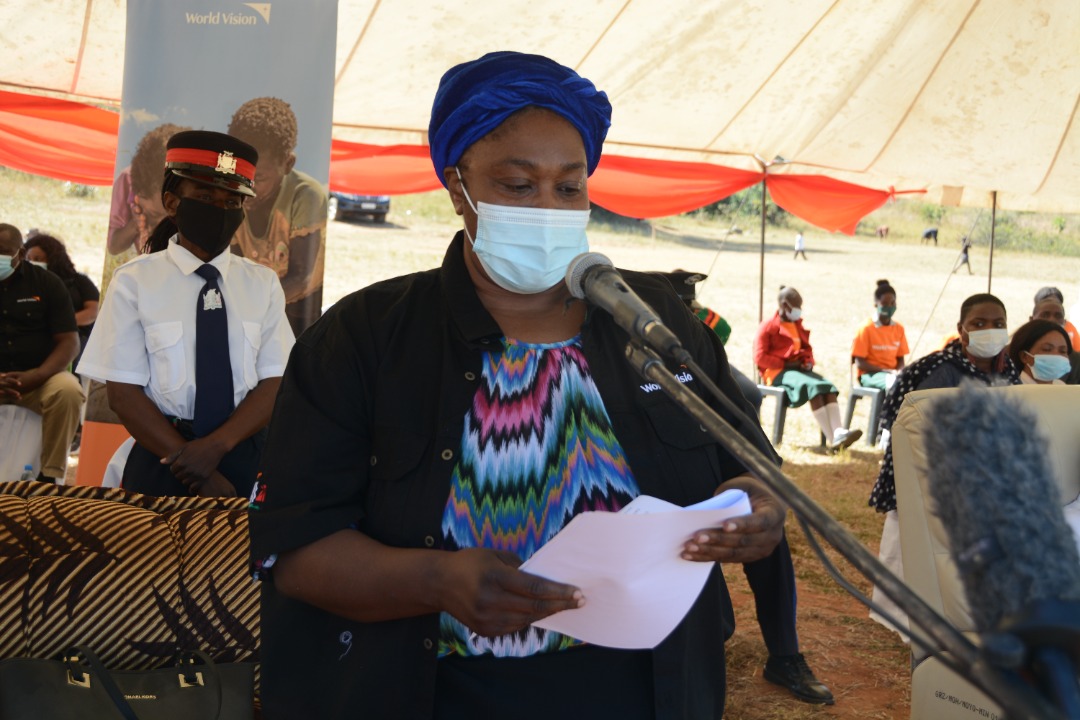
[1008,319,1073,385]
[24,234,100,360]
[754,285,862,451]
[866,293,1020,636]
[851,279,908,392]
[251,51,789,720]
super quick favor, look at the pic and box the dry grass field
[4,168,1080,718]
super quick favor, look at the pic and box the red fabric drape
[0,89,922,234]
[329,142,442,195]
[767,174,895,235]
[588,155,762,219]
[0,90,119,185]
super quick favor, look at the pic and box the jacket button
[464,371,476,381]
[424,535,435,547]
[441,449,453,461]
[423,638,434,650]
[369,455,377,466]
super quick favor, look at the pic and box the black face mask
[174,196,245,257]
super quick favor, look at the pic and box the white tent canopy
[2,0,1078,212]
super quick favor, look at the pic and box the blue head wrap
[429,51,612,187]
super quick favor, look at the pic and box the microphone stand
[624,341,1067,720]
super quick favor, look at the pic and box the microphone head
[924,384,1080,631]
[565,252,614,299]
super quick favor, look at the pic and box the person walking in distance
[953,235,973,274]
[793,231,807,260]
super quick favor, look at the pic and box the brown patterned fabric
[0,483,258,674]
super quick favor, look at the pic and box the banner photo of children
[81,0,335,481]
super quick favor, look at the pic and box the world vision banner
[80,0,335,481]
[104,0,334,338]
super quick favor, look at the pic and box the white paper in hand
[518,488,751,649]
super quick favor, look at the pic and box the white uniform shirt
[79,238,295,420]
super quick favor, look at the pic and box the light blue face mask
[1029,353,1071,382]
[456,167,590,295]
[29,260,49,271]
[0,255,14,282]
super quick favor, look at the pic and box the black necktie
[193,263,234,436]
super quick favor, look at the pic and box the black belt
[167,417,196,440]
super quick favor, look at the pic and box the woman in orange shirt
[851,279,909,392]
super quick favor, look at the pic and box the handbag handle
[176,649,225,714]
[64,646,226,720]
[64,646,139,720]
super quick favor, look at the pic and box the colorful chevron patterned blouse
[438,336,640,658]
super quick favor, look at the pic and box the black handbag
[0,646,254,720]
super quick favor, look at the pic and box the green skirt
[773,369,838,408]
[859,371,891,391]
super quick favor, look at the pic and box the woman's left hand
[681,474,786,564]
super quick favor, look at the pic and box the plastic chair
[757,383,826,447]
[845,362,884,446]
[0,405,42,481]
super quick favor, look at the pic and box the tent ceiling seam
[70,0,95,95]
[788,0,924,162]
[859,0,981,173]
[334,0,381,87]
[1033,90,1079,195]
[574,0,633,70]
[706,0,842,149]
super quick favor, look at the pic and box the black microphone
[565,252,690,363]
[925,385,1080,713]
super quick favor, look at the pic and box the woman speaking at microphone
[250,51,785,720]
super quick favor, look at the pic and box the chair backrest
[0,405,43,481]
[891,384,1080,718]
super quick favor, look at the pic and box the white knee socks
[811,405,834,439]
[826,402,844,440]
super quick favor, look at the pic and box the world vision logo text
[185,3,270,26]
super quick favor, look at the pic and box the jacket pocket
[144,321,185,393]
[640,400,727,503]
[242,321,262,390]
[365,427,431,546]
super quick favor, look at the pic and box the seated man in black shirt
[0,223,83,483]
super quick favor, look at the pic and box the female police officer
[80,130,294,497]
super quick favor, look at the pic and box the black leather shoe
[764,653,835,705]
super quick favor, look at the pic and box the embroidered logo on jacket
[639,370,695,393]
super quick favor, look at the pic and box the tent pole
[758,177,766,324]
[987,191,997,293]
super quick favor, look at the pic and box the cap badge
[215,151,238,175]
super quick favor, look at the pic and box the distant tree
[694,185,788,226]
[920,203,946,224]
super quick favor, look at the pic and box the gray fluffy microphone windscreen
[924,385,1080,632]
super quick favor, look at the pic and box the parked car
[328,192,390,223]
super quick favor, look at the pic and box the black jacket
[250,233,778,719]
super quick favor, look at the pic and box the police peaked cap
[655,270,708,301]
[164,130,259,197]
